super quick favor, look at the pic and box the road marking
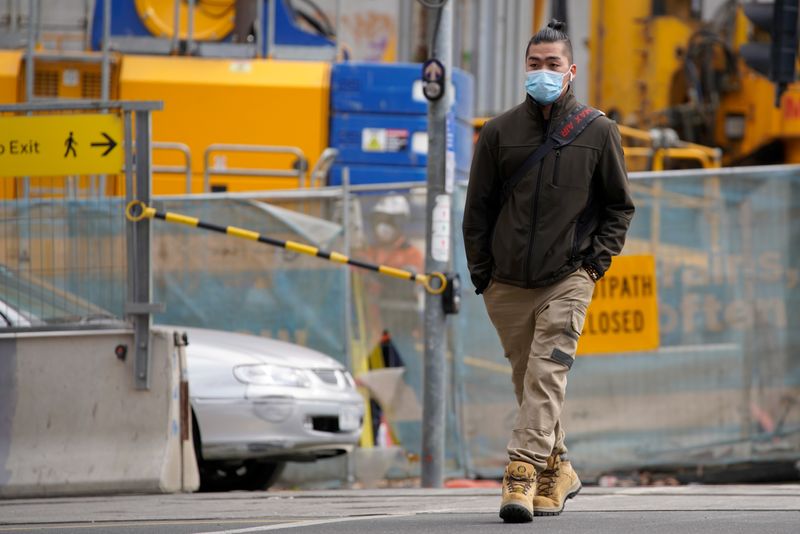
[0,519,293,532]
[200,513,416,533]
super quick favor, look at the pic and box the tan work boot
[499,461,536,523]
[533,453,582,516]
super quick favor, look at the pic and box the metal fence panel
[148,187,463,467]
[150,196,348,360]
[0,189,127,330]
[452,166,800,479]
[4,165,798,481]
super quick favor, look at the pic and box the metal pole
[267,0,275,58]
[334,0,342,43]
[25,0,34,102]
[452,0,461,71]
[101,0,110,103]
[342,167,352,371]
[34,0,40,43]
[499,1,511,110]
[84,0,93,50]
[172,0,180,54]
[124,110,136,355]
[22,0,35,204]
[341,166,355,487]
[397,0,413,62]
[256,0,264,58]
[421,0,452,489]
[475,0,492,116]
[133,110,154,390]
[186,0,195,54]
[10,0,18,32]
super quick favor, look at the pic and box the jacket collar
[525,84,578,124]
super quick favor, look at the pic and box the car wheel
[191,408,286,492]
[199,460,286,492]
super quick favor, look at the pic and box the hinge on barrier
[125,302,166,314]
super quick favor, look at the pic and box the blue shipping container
[331,62,474,123]
[330,113,473,172]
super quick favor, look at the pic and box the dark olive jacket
[462,88,634,294]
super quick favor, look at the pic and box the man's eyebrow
[527,55,563,62]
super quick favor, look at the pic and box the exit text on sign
[0,114,122,177]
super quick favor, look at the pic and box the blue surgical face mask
[524,69,570,105]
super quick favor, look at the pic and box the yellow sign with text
[577,255,659,355]
[0,114,123,177]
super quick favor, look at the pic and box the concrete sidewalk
[0,484,798,533]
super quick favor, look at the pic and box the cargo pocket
[569,301,588,338]
[551,301,588,370]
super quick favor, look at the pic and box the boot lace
[506,474,533,495]
[537,465,560,497]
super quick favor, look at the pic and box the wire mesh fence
[0,180,127,330]
[2,165,798,480]
[453,165,800,480]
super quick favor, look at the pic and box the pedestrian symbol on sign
[64,132,77,158]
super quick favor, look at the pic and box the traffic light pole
[422,0,452,489]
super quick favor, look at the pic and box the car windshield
[0,264,122,329]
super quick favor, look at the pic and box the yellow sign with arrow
[0,114,123,177]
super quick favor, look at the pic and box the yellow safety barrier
[125,200,448,295]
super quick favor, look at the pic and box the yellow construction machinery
[0,0,337,198]
[589,0,800,165]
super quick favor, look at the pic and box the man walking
[462,20,634,523]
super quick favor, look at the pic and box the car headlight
[233,364,312,388]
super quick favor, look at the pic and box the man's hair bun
[527,18,573,62]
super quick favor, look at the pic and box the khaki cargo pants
[482,268,595,472]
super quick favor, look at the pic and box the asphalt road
[1,485,798,534]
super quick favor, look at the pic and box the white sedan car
[179,326,365,491]
[0,271,364,491]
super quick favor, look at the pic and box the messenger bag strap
[502,104,604,199]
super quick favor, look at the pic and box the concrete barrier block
[0,328,199,497]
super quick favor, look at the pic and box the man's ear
[569,63,577,81]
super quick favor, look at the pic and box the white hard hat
[372,195,410,217]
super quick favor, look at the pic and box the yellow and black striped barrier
[125,200,447,295]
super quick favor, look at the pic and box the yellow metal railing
[618,124,722,170]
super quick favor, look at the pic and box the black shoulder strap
[502,104,604,199]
